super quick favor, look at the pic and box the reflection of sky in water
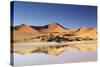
[13,49,97,66]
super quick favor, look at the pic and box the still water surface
[12,49,97,66]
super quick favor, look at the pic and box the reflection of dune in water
[13,50,97,66]
[14,42,97,56]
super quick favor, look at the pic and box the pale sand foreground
[12,40,97,56]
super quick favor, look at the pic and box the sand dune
[12,30,40,43]
[13,23,97,35]
[75,27,97,39]
[14,24,38,33]
[74,27,93,34]
[12,23,97,43]
[39,23,70,33]
[13,23,97,37]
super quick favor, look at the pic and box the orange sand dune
[75,27,97,39]
[78,28,97,39]
[15,24,38,33]
[13,30,40,43]
[75,27,94,34]
[13,23,97,39]
[39,23,70,33]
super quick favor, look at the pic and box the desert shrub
[83,37,92,40]
[82,37,94,41]
[31,36,41,40]
[36,36,41,39]
[89,38,93,40]
[85,37,90,40]
[66,37,74,41]
[40,37,45,41]
[75,37,83,41]
[23,38,29,42]
[47,34,54,41]
[49,46,54,48]
[56,46,59,49]
[30,37,35,40]
[40,34,56,42]
[36,34,80,42]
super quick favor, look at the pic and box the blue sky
[12,1,97,29]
